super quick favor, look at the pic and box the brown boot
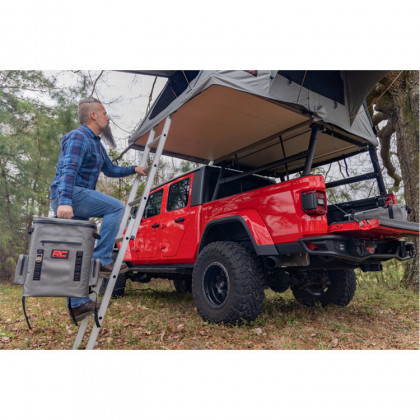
[99,262,129,277]
[69,300,100,322]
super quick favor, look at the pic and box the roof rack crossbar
[325,172,377,189]
[218,151,308,185]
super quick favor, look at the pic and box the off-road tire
[192,241,265,325]
[291,269,356,307]
[100,273,127,298]
[173,277,192,293]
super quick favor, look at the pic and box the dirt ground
[0,277,418,350]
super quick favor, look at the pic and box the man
[50,97,147,321]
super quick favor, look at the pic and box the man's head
[78,97,116,148]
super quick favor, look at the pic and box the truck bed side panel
[202,175,328,245]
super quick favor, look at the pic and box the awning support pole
[368,146,387,195]
[302,124,322,176]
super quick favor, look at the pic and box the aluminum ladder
[72,115,172,350]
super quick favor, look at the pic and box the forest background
[1,2,419,419]
[0,70,418,288]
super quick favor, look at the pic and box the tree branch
[90,70,104,97]
[146,77,158,113]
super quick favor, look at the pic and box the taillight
[301,190,327,215]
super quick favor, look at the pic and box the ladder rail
[75,115,172,350]
[72,316,90,349]
[124,117,172,241]
[116,128,156,239]
[72,278,104,349]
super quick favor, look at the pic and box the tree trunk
[388,71,419,290]
[0,163,16,257]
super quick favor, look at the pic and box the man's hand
[135,166,149,177]
[57,205,74,219]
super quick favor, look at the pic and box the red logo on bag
[51,250,69,259]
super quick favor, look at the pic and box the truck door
[134,188,164,259]
[159,176,192,257]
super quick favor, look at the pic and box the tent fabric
[127,70,386,173]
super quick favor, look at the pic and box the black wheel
[173,276,192,292]
[266,268,291,293]
[100,273,127,298]
[291,269,356,307]
[192,241,265,325]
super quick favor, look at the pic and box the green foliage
[0,71,195,283]
[0,71,81,282]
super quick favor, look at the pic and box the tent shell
[128,70,385,178]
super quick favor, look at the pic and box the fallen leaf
[330,338,339,348]
[177,324,185,332]
[254,328,263,335]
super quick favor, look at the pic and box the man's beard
[100,123,117,149]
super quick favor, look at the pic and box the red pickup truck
[110,71,418,325]
[116,160,418,325]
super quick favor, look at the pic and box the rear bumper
[273,235,415,264]
[328,217,419,238]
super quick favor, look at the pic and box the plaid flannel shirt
[50,125,136,206]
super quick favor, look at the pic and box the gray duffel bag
[14,217,101,328]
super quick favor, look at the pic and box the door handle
[151,223,159,229]
[174,217,185,223]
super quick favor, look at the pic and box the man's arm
[101,145,148,178]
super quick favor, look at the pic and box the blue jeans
[51,186,125,308]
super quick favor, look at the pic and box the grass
[0,262,418,350]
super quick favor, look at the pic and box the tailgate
[328,218,419,239]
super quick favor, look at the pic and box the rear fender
[199,212,276,256]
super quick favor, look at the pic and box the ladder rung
[147,135,161,148]
[128,196,147,206]
[115,235,135,244]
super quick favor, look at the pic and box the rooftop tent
[126,70,387,176]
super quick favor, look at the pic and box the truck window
[167,178,191,212]
[143,189,164,219]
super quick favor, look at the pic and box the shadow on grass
[125,283,193,305]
